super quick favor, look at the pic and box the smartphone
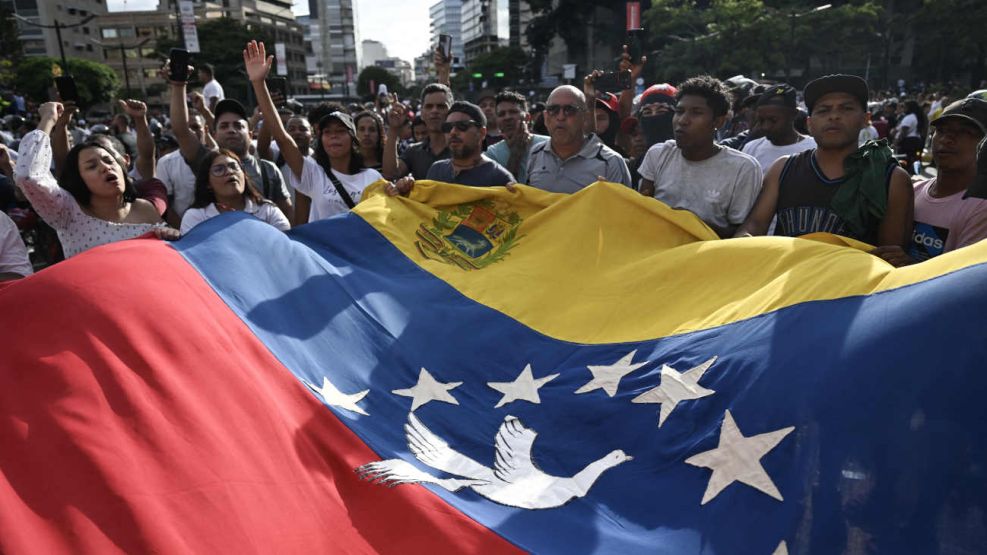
[595,71,632,93]
[169,48,190,82]
[626,29,644,62]
[266,77,288,108]
[438,34,452,62]
[54,76,79,103]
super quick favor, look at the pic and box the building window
[83,27,89,35]
[102,28,118,39]
[86,44,93,51]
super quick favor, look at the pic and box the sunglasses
[209,161,241,177]
[441,120,480,133]
[545,104,584,117]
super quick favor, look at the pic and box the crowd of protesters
[2,37,987,282]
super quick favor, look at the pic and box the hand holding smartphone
[169,48,190,82]
[54,76,79,104]
[594,71,632,94]
[438,34,452,63]
[266,77,288,108]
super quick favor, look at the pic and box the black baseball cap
[318,111,357,137]
[756,83,797,109]
[447,100,486,128]
[803,74,869,114]
[932,98,987,136]
[213,99,248,122]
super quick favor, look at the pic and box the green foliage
[641,0,883,86]
[357,66,403,97]
[156,17,273,103]
[912,0,987,88]
[0,3,22,86]
[459,47,531,90]
[525,1,625,66]
[14,57,120,107]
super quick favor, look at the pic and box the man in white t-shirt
[157,114,206,227]
[0,211,32,281]
[638,76,763,237]
[741,84,817,171]
[198,64,225,113]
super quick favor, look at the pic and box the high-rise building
[429,0,463,68]
[361,40,388,70]
[3,0,106,62]
[460,0,531,64]
[308,0,360,97]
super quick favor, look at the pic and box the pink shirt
[909,179,987,260]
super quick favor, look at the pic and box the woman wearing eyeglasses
[244,41,383,224]
[179,149,291,234]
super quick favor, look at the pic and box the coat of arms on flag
[3,181,987,554]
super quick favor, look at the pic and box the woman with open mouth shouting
[14,102,179,259]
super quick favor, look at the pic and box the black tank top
[775,149,884,243]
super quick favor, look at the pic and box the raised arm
[735,158,785,237]
[161,60,202,165]
[433,46,451,87]
[382,98,410,180]
[14,102,75,229]
[51,101,79,176]
[120,99,155,180]
[618,46,646,121]
[244,40,304,180]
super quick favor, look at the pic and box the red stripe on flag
[0,238,520,554]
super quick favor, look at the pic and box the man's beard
[452,141,477,161]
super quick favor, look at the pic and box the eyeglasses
[441,120,480,133]
[209,161,241,177]
[545,104,584,117]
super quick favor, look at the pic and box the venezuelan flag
[2,182,986,554]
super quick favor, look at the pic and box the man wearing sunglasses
[425,101,515,187]
[526,85,632,193]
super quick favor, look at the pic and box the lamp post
[91,38,151,97]
[786,3,831,81]
[13,14,97,72]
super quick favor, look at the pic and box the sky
[105,0,434,62]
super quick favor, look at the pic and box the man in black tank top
[735,75,913,249]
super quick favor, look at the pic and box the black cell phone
[54,76,79,103]
[626,29,644,62]
[438,34,452,62]
[595,71,632,93]
[169,48,190,82]
[266,77,288,108]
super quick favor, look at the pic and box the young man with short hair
[426,101,514,187]
[383,84,453,180]
[872,98,987,265]
[198,64,224,113]
[735,74,913,247]
[741,84,816,171]
[485,91,548,184]
[638,75,762,238]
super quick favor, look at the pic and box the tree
[913,0,987,89]
[156,17,273,103]
[526,0,626,80]
[357,66,403,97]
[0,2,23,88]
[15,57,120,107]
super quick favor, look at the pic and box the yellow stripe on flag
[357,181,987,344]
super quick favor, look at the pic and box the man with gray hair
[526,85,632,193]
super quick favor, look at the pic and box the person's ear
[713,114,728,130]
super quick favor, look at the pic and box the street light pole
[91,38,151,97]
[13,14,97,72]
[785,3,831,82]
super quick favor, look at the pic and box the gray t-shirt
[638,140,763,230]
[425,156,516,187]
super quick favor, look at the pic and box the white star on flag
[487,364,560,408]
[575,350,649,397]
[632,356,717,427]
[685,410,795,505]
[392,368,463,411]
[304,376,370,416]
